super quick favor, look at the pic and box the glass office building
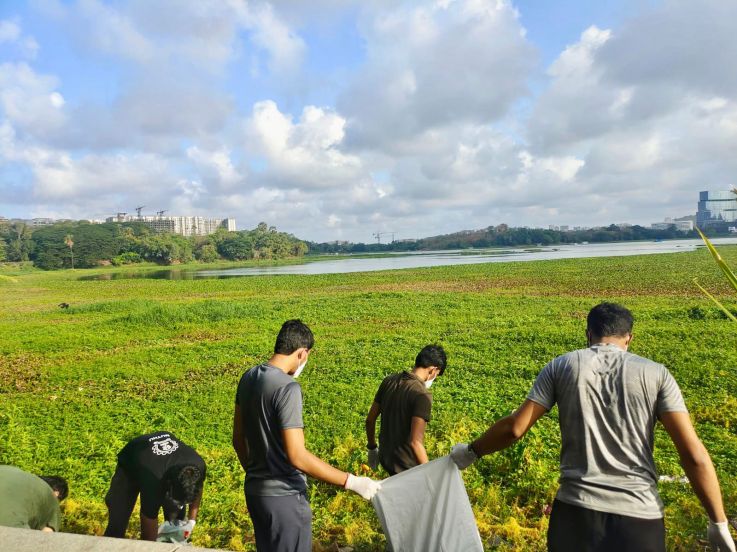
[697,190,737,227]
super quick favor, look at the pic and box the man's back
[528,344,687,518]
[376,372,432,474]
[117,432,205,518]
[236,363,307,495]
[0,465,60,531]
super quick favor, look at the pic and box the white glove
[182,519,196,541]
[345,474,381,500]
[708,521,736,551]
[367,447,379,470]
[450,443,478,470]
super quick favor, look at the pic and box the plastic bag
[371,456,483,552]
[157,519,194,544]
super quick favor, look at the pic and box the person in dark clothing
[232,319,381,552]
[103,431,205,541]
[365,344,447,475]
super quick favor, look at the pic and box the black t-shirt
[374,371,432,475]
[117,431,206,518]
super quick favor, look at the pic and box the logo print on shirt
[152,438,179,456]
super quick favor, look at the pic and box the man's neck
[412,367,432,382]
[268,354,294,374]
[590,336,630,350]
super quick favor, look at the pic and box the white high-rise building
[106,214,237,236]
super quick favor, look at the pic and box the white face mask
[424,376,435,389]
[293,360,307,378]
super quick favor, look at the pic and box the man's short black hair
[163,464,205,505]
[587,302,634,338]
[274,319,314,355]
[40,476,68,501]
[415,344,447,375]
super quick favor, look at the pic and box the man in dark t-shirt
[103,431,206,541]
[232,319,381,552]
[365,344,447,475]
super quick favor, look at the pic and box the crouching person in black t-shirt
[103,431,206,541]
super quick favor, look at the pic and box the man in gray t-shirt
[451,303,735,552]
[232,320,381,552]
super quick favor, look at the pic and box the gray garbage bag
[371,456,483,552]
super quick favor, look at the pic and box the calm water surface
[81,237,737,280]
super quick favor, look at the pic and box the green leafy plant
[694,226,737,322]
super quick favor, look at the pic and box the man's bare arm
[282,428,348,486]
[409,416,429,465]
[232,404,249,471]
[471,400,548,457]
[365,402,380,448]
[187,487,203,521]
[659,411,728,522]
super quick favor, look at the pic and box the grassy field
[1,248,737,550]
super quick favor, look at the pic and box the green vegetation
[0,220,307,269]
[695,227,737,322]
[1,249,737,550]
[308,223,707,254]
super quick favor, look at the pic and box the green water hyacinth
[695,226,737,322]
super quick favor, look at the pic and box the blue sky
[1,0,735,242]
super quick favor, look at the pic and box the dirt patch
[0,353,46,393]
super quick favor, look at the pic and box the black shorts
[548,499,665,552]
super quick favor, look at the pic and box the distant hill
[309,223,709,254]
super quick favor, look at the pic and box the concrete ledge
[0,526,232,552]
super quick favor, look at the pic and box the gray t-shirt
[235,363,307,496]
[527,344,687,519]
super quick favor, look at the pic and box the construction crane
[372,231,396,244]
[156,210,167,218]
[135,205,145,219]
[116,212,127,221]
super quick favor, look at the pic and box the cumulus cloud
[236,1,306,76]
[245,100,364,189]
[0,19,22,43]
[527,0,737,224]
[3,0,737,240]
[339,0,536,152]
[0,62,66,138]
[0,18,39,58]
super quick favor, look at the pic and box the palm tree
[64,234,74,269]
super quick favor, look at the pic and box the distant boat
[655,238,664,242]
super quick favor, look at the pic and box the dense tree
[308,224,705,254]
[1,220,307,269]
[1,222,34,262]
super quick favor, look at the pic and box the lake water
[82,237,737,280]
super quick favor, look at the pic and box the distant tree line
[0,220,307,270]
[308,223,728,254]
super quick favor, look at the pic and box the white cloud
[0,19,21,43]
[339,0,536,152]
[0,18,39,59]
[4,0,737,241]
[74,0,156,64]
[245,100,364,189]
[237,1,306,75]
[0,62,66,138]
[528,0,737,224]
[186,146,243,191]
